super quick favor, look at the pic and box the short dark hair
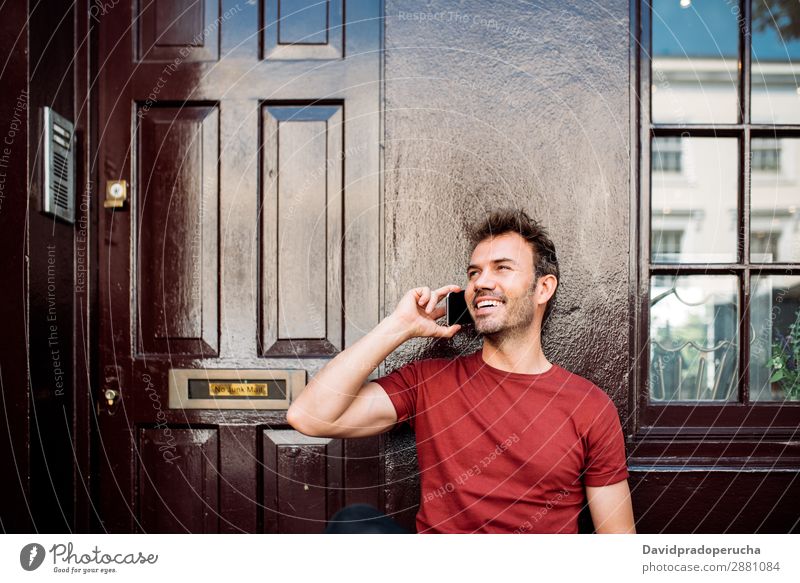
[466,208,559,326]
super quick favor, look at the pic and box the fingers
[424,284,462,314]
[416,287,431,308]
[431,324,461,338]
[430,306,446,320]
[434,284,463,296]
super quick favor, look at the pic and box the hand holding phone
[386,285,464,340]
[446,290,473,327]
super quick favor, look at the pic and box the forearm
[288,316,409,426]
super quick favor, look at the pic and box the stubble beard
[475,280,539,344]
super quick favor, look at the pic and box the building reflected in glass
[648,1,800,402]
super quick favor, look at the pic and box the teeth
[477,300,501,308]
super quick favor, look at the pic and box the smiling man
[287,208,635,534]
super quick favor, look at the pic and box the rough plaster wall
[382,0,632,523]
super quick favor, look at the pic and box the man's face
[465,232,539,338]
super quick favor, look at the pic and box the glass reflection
[652,0,740,123]
[751,0,800,124]
[279,0,329,44]
[750,275,800,400]
[652,137,738,263]
[750,138,800,262]
[650,275,739,402]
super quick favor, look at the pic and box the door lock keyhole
[104,389,119,406]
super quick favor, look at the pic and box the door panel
[136,105,219,355]
[262,430,343,534]
[139,428,219,533]
[261,105,344,356]
[137,0,219,62]
[264,0,344,59]
[96,0,383,533]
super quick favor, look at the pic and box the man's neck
[481,325,552,375]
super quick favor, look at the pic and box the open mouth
[474,298,503,316]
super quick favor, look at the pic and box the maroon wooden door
[95,0,383,533]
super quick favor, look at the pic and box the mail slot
[207,382,272,397]
[168,369,305,409]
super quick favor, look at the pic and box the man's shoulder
[383,352,467,377]
[414,352,473,375]
[555,365,617,405]
[387,352,475,390]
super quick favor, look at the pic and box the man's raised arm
[286,284,463,438]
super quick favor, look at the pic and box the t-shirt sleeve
[372,360,423,430]
[581,391,630,487]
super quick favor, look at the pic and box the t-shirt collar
[468,349,559,382]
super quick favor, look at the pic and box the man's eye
[498,265,510,270]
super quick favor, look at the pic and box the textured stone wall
[382,0,631,527]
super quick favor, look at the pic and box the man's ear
[538,274,558,303]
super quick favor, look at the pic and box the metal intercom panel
[42,107,75,224]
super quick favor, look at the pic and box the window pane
[652,137,738,263]
[650,275,739,402]
[652,0,740,123]
[652,136,683,172]
[751,0,800,124]
[750,275,800,401]
[751,138,800,262]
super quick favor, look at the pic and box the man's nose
[473,270,497,290]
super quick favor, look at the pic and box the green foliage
[753,0,800,42]
[766,306,800,400]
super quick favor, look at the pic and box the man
[287,209,635,534]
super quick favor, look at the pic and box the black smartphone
[446,290,473,326]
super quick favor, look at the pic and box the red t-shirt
[373,349,629,533]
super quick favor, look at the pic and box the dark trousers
[324,503,412,534]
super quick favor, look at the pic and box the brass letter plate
[168,369,306,410]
